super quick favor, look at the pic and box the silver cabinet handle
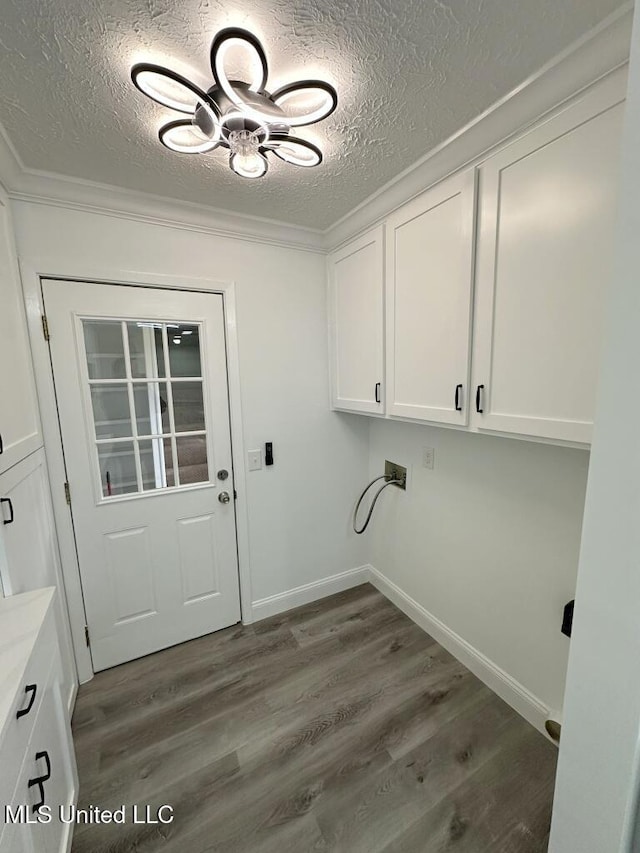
[218,491,231,504]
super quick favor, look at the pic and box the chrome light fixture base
[131,27,337,179]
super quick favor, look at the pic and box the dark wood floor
[71,584,556,853]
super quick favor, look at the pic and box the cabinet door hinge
[233,489,237,501]
[41,314,50,341]
[64,481,71,505]
[85,625,90,647]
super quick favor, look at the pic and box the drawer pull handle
[28,751,51,814]
[475,384,485,414]
[455,384,463,412]
[375,382,381,404]
[1,497,14,525]
[16,684,37,719]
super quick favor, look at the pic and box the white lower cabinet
[0,590,77,853]
[8,686,75,853]
[471,82,625,444]
[385,170,476,425]
[14,672,76,853]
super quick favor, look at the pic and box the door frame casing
[20,261,253,684]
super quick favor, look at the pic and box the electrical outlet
[422,447,435,470]
[248,449,263,471]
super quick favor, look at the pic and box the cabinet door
[329,226,384,413]
[0,191,41,474]
[33,684,76,853]
[472,92,625,444]
[385,170,476,425]
[11,663,77,853]
[0,450,77,711]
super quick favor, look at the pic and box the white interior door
[42,280,241,671]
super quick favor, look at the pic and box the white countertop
[0,587,54,744]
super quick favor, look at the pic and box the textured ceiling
[0,0,625,230]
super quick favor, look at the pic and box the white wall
[367,418,590,722]
[18,199,592,717]
[549,6,640,850]
[12,202,370,612]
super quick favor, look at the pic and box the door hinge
[85,625,90,647]
[233,489,237,500]
[41,314,50,341]
[64,481,71,505]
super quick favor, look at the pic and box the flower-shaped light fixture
[131,27,338,179]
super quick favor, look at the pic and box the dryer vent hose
[353,474,404,535]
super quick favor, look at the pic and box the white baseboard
[251,562,551,736]
[368,565,551,734]
[251,565,371,622]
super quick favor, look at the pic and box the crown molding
[0,4,632,256]
[0,125,325,254]
[321,4,633,252]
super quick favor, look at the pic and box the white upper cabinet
[0,189,41,473]
[386,170,476,425]
[329,226,384,414]
[326,73,625,447]
[471,88,625,444]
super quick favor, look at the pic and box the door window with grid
[82,319,210,497]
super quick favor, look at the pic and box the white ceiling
[0,0,625,230]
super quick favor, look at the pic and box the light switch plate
[248,449,263,471]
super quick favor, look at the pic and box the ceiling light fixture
[131,27,337,179]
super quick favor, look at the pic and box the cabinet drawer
[2,702,51,853]
[0,620,56,818]
[4,663,76,853]
[0,742,44,853]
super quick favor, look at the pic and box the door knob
[218,491,231,504]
